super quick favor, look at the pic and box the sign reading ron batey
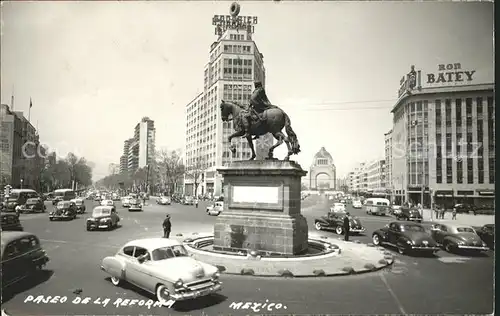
[24,295,175,309]
[427,63,475,84]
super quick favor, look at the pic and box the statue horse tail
[284,112,301,154]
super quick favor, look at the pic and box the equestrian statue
[220,81,301,161]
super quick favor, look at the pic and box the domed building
[309,147,336,190]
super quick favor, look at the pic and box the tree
[65,153,93,189]
[39,152,92,191]
[156,149,185,195]
[131,167,149,192]
[185,156,207,197]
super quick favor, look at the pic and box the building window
[457,160,463,184]
[436,159,442,184]
[467,158,473,184]
[455,99,462,127]
[446,158,452,184]
[489,157,495,183]
[477,97,483,119]
[478,158,484,184]
[466,98,472,127]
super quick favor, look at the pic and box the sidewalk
[421,209,494,226]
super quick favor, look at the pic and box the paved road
[2,196,494,315]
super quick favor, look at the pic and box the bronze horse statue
[220,100,301,161]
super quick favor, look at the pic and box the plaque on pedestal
[213,160,308,255]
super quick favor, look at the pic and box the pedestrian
[343,212,351,242]
[452,208,457,220]
[434,204,439,220]
[195,199,199,208]
[163,214,171,238]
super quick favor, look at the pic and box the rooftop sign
[213,3,258,37]
[426,63,475,84]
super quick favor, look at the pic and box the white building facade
[184,5,273,197]
[122,117,156,174]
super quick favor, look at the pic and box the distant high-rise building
[121,117,156,175]
[183,4,273,197]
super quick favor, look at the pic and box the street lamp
[20,179,24,189]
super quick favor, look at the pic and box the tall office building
[122,117,156,175]
[390,64,494,206]
[184,4,273,197]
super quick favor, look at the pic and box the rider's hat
[254,81,263,87]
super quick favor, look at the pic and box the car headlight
[174,279,184,288]
[482,242,487,247]
[457,240,465,245]
[212,272,220,279]
[406,240,413,244]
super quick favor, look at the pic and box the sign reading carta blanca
[426,63,475,84]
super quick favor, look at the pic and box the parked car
[1,231,50,290]
[4,189,39,212]
[363,198,390,216]
[475,224,494,249]
[182,196,195,205]
[315,210,365,235]
[49,201,77,221]
[396,207,422,223]
[206,201,223,216]
[100,238,222,304]
[157,196,172,205]
[1,212,23,231]
[128,199,143,212]
[101,199,115,207]
[452,203,476,214]
[372,221,440,255]
[390,204,402,215]
[431,223,489,253]
[18,197,46,214]
[352,200,363,209]
[71,198,86,214]
[330,203,346,213]
[87,206,120,231]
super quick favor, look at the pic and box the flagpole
[11,85,15,110]
[28,97,32,123]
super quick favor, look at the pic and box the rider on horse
[243,81,274,139]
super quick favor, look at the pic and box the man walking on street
[163,214,171,238]
[452,208,457,220]
[343,212,351,241]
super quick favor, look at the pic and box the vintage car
[1,212,23,231]
[396,207,422,223]
[363,198,390,216]
[182,196,195,205]
[431,223,489,253]
[128,198,143,212]
[121,196,131,208]
[352,200,363,209]
[112,193,120,201]
[101,199,115,207]
[453,203,476,214]
[157,196,172,205]
[2,232,50,291]
[475,224,494,249]
[94,194,102,202]
[372,221,440,255]
[330,203,346,213]
[87,206,120,231]
[390,204,403,216]
[315,210,365,235]
[18,197,46,214]
[100,238,222,304]
[70,198,86,214]
[206,201,223,216]
[49,201,77,221]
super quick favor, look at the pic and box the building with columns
[390,63,494,207]
[183,4,273,197]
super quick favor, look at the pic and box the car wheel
[156,284,172,306]
[444,242,454,253]
[372,234,381,245]
[335,226,343,235]
[314,222,322,231]
[110,276,121,286]
[86,226,91,231]
[49,218,53,221]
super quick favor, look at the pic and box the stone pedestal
[213,160,308,255]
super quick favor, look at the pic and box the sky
[0,1,494,181]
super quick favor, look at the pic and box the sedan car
[18,198,46,214]
[157,196,172,205]
[315,210,365,235]
[100,238,222,304]
[330,203,346,213]
[352,200,362,209]
[128,199,143,212]
[87,206,120,231]
[121,196,131,208]
[49,201,77,221]
[372,221,440,255]
[1,212,23,231]
[453,203,476,214]
[475,224,494,249]
[101,199,115,207]
[71,198,86,214]
[431,223,489,253]
[182,196,194,205]
[2,231,50,290]
[206,201,223,216]
[396,207,422,222]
